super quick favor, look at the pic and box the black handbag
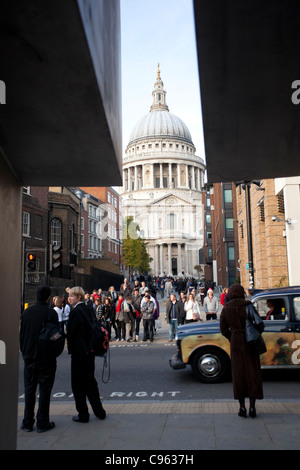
[245,304,267,355]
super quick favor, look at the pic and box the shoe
[95,408,106,420]
[238,407,247,418]
[249,407,256,418]
[21,424,33,432]
[37,422,55,433]
[72,415,89,423]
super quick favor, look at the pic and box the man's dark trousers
[23,359,56,428]
[71,353,103,419]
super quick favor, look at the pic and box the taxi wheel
[191,348,230,383]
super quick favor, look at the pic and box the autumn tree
[121,216,152,274]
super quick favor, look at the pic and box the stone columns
[177,243,182,275]
[167,243,172,274]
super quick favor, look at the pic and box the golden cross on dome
[157,63,161,79]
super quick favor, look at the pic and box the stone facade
[120,67,206,277]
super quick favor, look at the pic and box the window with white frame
[22,212,30,236]
[50,218,62,246]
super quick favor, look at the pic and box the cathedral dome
[128,110,194,146]
[126,64,195,149]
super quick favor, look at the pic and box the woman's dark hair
[228,283,245,300]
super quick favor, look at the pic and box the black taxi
[169,286,300,383]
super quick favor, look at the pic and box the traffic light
[52,245,62,270]
[27,253,36,270]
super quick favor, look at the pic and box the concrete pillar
[128,167,132,191]
[160,163,163,188]
[150,163,154,188]
[177,243,182,275]
[159,244,164,275]
[0,152,22,450]
[169,163,172,187]
[185,165,189,188]
[177,164,180,187]
[134,165,138,191]
[168,243,172,275]
[154,244,159,276]
[191,166,195,190]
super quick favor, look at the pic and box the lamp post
[244,182,254,289]
[235,180,261,290]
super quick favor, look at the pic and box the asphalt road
[18,334,300,404]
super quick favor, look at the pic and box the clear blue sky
[120,0,205,162]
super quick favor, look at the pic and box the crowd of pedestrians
[19,278,163,433]
[163,277,223,342]
[78,279,160,343]
[19,276,228,431]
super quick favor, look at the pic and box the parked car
[169,286,300,383]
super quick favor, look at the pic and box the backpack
[36,322,65,363]
[89,320,109,357]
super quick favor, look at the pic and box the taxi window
[253,297,287,321]
[293,297,300,321]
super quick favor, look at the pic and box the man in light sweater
[203,288,219,320]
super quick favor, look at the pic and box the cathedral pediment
[146,192,193,207]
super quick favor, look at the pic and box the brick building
[22,186,49,285]
[236,179,288,290]
[79,186,122,266]
[203,183,239,289]
[48,187,81,279]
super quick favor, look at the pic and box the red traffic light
[27,253,36,270]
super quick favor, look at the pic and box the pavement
[17,294,300,451]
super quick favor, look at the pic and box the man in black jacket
[67,286,106,423]
[19,285,58,433]
[166,293,181,342]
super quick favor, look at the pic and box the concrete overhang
[0,0,122,187]
[193,0,300,183]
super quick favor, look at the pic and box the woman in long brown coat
[220,284,264,418]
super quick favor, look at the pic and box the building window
[70,223,76,252]
[225,218,234,230]
[167,213,176,230]
[224,189,233,204]
[22,212,30,237]
[206,214,211,225]
[50,218,62,246]
[228,246,235,261]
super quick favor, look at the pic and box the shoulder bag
[245,303,267,355]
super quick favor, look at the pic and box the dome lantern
[126,66,195,149]
[150,63,169,112]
